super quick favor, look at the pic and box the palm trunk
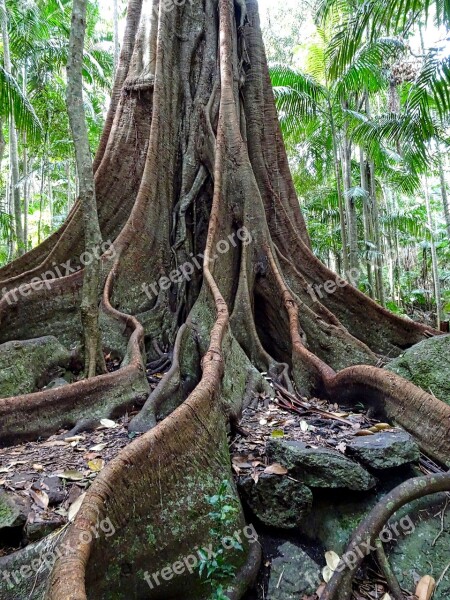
[113,0,120,73]
[0,118,5,168]
[22,65,29,251]
[328,101,349,274]
[1,0,24,256]
[436,142,450,239]
[423,177,442,329]
[66,0,106,377]
[360,148,374,299]
[341,118,359,280]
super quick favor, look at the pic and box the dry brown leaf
[354,429,375,436]
[89,443,107,451]
[68,492,86,521]
[264,463,288,475]
[415,575,436,600]
[29,488,49,510]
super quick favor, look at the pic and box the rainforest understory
[1,0,450,598]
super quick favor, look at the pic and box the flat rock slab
[238,473,312,529]
[0,336,71,398]
[346,431,420,470]
[268,541,321,599]
[266,439,375,491]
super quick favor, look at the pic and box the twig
[432,497,449,546]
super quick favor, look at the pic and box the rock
[0,490,29,529]
[385,335,450,404]
[268,542,321,599]
[0,336,71,398]
[44,377,70,389]
[266,439,376,491]
[25,514,66,542]
[238,473,312,529]
[42,477,65,505]
[346,431,420,470]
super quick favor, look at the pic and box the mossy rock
[0,336,71,398]
[385,335,450,404]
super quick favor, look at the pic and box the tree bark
[0,1,448,599]
[66,0,106,377]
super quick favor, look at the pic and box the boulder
[0,336,71,398]
[385,335,450,404]
[268,542,321,599]
[237,473,312,529]
[346,431,420,470]
[0,490,29,530]
[266,439,375,491]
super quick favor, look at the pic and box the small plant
[198,480,244,599]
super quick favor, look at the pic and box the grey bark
[66,0,106,377]
[341,116,359,280]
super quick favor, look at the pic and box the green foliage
[199,480,243,600]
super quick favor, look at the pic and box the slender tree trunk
[1,0,24,256]
[341,117,359,279]
[423,178,442,328]
[66,0,106,377]
[0,118,5,168]
[113,0,120,73]
[328,101,349,274]
[360,148,374,299]
[22,63,29,250]
[436,142,450,239]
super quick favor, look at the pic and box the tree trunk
[436,142,450,239]
[0,1,448,599]
[423,177,442,329]
[360,148,374,299]
[113,0,120,73]
[66,0,106,377]
[1,0,24,256]
[341,114,359,279]
[0,118,5,168]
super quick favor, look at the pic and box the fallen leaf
[32,464,44,471]
[381,594,391,600]
[88,459,105,472]
[271,429,284,438]
[259,419,268,426]
[56,470,85,481]
[64,436,84,443]
[325,550,340,571]
[99,419,118,429]
[264,463,288,475]
[316,583,326,598]
[354,429,375,436]
[89,443,107,451]
[336,442,347,454]
[68,492,86,521]
[322,565,334,583]
[415,575,436,600]
[29,488,49,510]
[300,420,309,432]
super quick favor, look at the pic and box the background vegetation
[1,0,449,327]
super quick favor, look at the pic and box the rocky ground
[0,416,142,556]
[235,383,450,600]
